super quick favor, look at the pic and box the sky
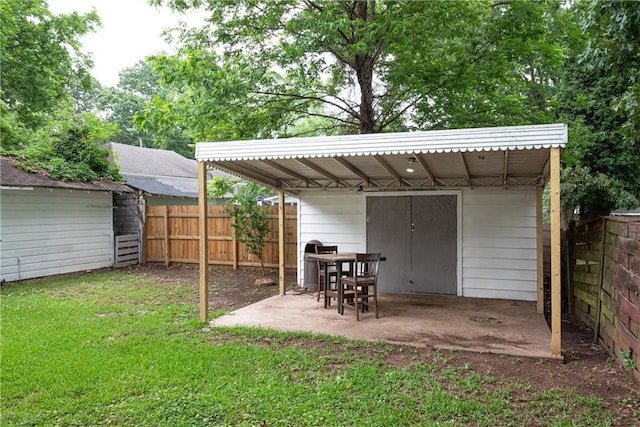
[49,0,203,87]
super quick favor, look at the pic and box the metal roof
[196,124,567,192]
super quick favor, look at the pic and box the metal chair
[340,253,381,320]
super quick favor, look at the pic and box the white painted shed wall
[298,191,364,284]
[462,188,537,301]
[298,187,538,301]
[0,187,114,282]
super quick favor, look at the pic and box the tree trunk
[355,0,376,134]
[356,55,376,134]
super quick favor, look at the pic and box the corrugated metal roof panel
[196,124,567,161]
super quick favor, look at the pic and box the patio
[210,291,555,359]
[197,124,567,357]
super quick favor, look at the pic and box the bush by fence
[145,205,297,270]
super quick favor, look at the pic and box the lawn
[1,269,638,426]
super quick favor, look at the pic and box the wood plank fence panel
[570,216,640,385]
[145,205,297,269]
[114,234,140,268]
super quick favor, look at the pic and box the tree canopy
[2,0,638,214]
[146,0,567,140]
[557,0,640,216]
[0,0,120,182]
[0,0,99,130]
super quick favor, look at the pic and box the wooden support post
[278,189,286,295]
[198,161,209,322]
[536,186,544,313]
[536,187,544,313]
[163,205,170,267]
[550,148,562,357]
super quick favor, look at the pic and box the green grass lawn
[0,271,628,426]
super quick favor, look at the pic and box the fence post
[593,218,607,342]
[163,205,170,266]
[232,216,239,270]
[566,222,574,314]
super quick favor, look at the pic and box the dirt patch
[125,263,297,309]
[127,263,638,424]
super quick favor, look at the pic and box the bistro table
[306,252,385,314]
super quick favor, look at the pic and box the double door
[366,195,457,294]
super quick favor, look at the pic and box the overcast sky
[49,0,203,87]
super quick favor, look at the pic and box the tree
[209,179,272,275]
[91,60,195,158]
[146,0,568,141]
[0,0,99,131]
[556,1,640,217]
[0,0,124,184]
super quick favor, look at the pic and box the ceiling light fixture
[406,157,415,173]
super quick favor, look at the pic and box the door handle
[411,223,415,232]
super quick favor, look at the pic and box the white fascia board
[196,124,567,162]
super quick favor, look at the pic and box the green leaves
[217,180,273,274]
[0,0,99,128]
[144,0,572,138]
[19,112,122,182]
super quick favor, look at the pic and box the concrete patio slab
[210,291,555,359]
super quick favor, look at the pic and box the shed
[195,123,566,356]
[0,155,131,282]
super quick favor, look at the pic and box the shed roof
[122,174,199,199]
[196,124,567,192]
[109,142,233,198]
[109,142,197,178]
[0,155,130,192]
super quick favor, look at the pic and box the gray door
[367,195,457,294]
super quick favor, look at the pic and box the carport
[195,123,566,357]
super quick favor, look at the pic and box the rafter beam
[334,157,379,187]
[259,159,319,187]
[541,154,551,185]
[458,152,471,185]
[503,150,509,186]
[296,158,351,188]
[210,161,280,189]
[414,154,436,186]
[374,155,408,186]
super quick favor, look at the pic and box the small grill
[303,240,323,289]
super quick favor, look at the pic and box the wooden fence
[145,205,297,269]
[570,217,640,384]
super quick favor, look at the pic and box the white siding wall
[0,187,114,282]
[297,188,539,301]
[462,188,538,301]
[298,191,364,285]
